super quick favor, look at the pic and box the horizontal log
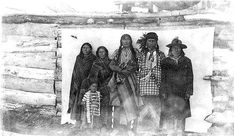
[213,95,229,102]
[60,24,125,29]
[2,75,54,94]
[2,23,58,38]
[125,22,217,30]
[0,131,46,136]
[213,39,229,49]
[2,10,210,24]
[3,52,56,70]
[1,102,25,111]
[1,36,57,52]
[55,81,62,93]
[1,88,56,106]
[203,75,229,81]
[205,110,234,125]
[218,29,234,41]
[4,66,54,80]
[212,102,227,112]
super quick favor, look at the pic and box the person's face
[98,48,106,59]
[171,45,182,57]
[82,44,91,55]
[89,83,98,92]
[146,39,157,50]
[121,35,131,48]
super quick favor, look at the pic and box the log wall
[1,12,234,135]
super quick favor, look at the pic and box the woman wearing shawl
[109,34,140,131]
[67,42,96,122]
[160,37,193,134]
[80,46,112,128]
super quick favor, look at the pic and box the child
[81,81,101,129]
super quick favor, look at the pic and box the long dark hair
[96,46,109,58]
[78,42,93,58]
[116,34,137,63]
[137,33,159,55]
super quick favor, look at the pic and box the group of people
[67,32,193,135]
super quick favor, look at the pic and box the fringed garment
[82,90,101,124]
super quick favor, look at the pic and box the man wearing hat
[137,32,166,131]
[160,37,193,134]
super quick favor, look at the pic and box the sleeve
[186,59,194,95]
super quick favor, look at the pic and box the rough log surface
[3,66,54,80]
[2,75,54,94]
[3,52,56,70]
[1,88,56,106]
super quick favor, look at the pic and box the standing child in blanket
[81,81,101,129]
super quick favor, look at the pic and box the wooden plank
[2,10,209,24]
[2,75,54,94]
[55,81,62,93]
[1,88,56,106]
[4,66,55,80]
[2,23,58,38]
[1,35,57,52]
[3,52,56,70]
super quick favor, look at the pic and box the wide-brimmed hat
[166,37,187,49]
